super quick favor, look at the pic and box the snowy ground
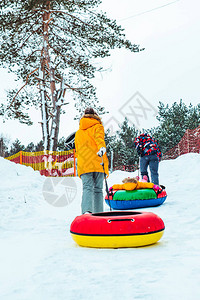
[1,153,200,300]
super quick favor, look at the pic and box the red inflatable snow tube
[70,211,165,248]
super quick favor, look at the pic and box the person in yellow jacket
[75,107,109,214]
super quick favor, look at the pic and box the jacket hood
[140,133,151,139]
[79,114,102,130]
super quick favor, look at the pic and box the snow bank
[0,154,200,300]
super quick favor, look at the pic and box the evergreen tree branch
[8,68,39,109]
[49,9,94,27]
[25,49,42,62]
[19,26,41,49]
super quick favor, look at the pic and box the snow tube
[70,211,165,248]
[105,189,167,210]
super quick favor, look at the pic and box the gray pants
[81,172,104,214]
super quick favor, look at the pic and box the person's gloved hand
[153,184,160,191]
[109,186,113,192]
[97,147,106,157]
[153,184,163,194]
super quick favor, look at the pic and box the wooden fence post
[73,149,76,177]
[19,151,22,164]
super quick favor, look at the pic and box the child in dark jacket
[134,133,162,185]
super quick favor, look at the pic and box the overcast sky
[1,0,200,146]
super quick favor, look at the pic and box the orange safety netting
[5,150,76,177]
[163,125,200,160]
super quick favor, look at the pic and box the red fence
[163,125,200,160]
[5,150,76,177]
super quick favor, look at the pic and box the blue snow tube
[105,189,167,210]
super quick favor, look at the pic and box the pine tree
[57,136,66,150]
[25,142,35,152]
[0,135,9,157]
[104,129,117,170]
[9,139,25,156]
[34,140,44,151]
[0,0,143,150]
[116,118,139,167]
[186,103,200,129]
[155,100,200,153]
[105,118,139,170]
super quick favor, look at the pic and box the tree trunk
[52,78,66,151]
[39,65,50,150]
[39,0,64,151]
[49,66,58,151]
[39,1,51,150]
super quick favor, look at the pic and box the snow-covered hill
[1,154,200,300]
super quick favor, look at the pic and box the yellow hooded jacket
[75,114,109,177]
[112,181,154,191]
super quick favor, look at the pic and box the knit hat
[84,107,97,115]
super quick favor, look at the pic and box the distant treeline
[1,100,200,169]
